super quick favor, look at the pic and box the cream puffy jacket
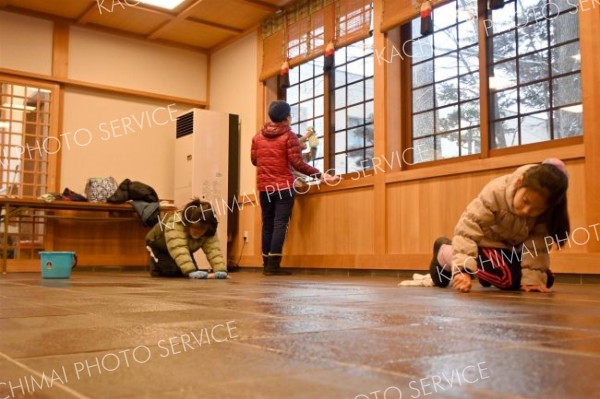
[452,164,551,287]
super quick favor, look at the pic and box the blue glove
[188,270,208,279]
[215,271,228,279]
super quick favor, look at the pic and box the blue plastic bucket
[40,252,77,279]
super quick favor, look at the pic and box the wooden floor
[1,270,599,398]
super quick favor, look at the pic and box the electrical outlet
[243,231,249,242]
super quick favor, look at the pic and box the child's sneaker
[430,237,452,287]
[189,270,208,279]
[215,271,228,279]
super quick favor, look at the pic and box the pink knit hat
[543,158,569,179]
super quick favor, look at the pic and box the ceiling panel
[188,0,270,31]
[5,0,94,19]
[0,0,296,51]
[157,19,235,49]
[83,5,170,35]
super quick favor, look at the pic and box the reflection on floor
[1,271,599,398]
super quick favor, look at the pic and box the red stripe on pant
[477,248,513,289]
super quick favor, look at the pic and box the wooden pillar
[581,7,600,251]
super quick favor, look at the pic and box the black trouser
[260,189,295,257]
[476,247,554,290]
[147,246,196,277]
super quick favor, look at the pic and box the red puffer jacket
[251,122,321,192]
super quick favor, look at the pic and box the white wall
[69,26,208,101]
[61,88,190,198]
[0,11,53,75]
[209,32,258,195]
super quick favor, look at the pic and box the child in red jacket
[251,100,338,275]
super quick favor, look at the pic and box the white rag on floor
[398,273,433,287]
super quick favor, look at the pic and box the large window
[332,35,374,175]
[285,35,374,175]
[410,0,481,162]
[405,0,582,163]
[287,57,325,171]
[488,0,582,148]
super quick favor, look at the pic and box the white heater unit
[174,109,239,270]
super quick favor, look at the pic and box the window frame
[399,0,583,169]
[282,33,376,178]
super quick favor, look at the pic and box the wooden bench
[0,198,176,273]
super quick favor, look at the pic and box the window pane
[551,43,581,76]
[493,60,517,90]
[411,36,434,64]
[335,87,346,109]
[518,24,547,55]
[552,74,582,108]
[435,78,458,107]
[287,86,299,104]
[348,127,365,150]
[461,128,481,155]
[435,53,458,81]
[412,60,434,87]
[348,104,364,127]
[460,99,479,128]
[348,149,366,173]
[458,46,478,76]
[347,59,364,84]
[520,81,550,113]
[519,50,549,85]
[521,112,550,145]
[550,12,579,46]
[436,105,459,133]
[336,109,346,130]
[413,86,434,113]
[489,3,514,34]
[458,20,477,47]
[348,81,365,105]
[335,132,346,153]
[413,136,434,163]
[553,106,583,138]
[459,72,479,101]
[434,26,458,56]
[413,111,434,138]
[335,153,347,174]
[492,88,518,119]
[492,118,519,149]
[436,132,460,159]
[434,2,457,31]
[493,31,516,63]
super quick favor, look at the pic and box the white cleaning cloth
[398,273,434,287]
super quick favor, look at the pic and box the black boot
[430,237,452,287]
[263,255,291,276]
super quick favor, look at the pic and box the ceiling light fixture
[135,0,187,10]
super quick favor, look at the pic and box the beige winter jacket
[146,211,226,275]
[452,164,551,287]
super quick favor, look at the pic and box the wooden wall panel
[286,188,375,256]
